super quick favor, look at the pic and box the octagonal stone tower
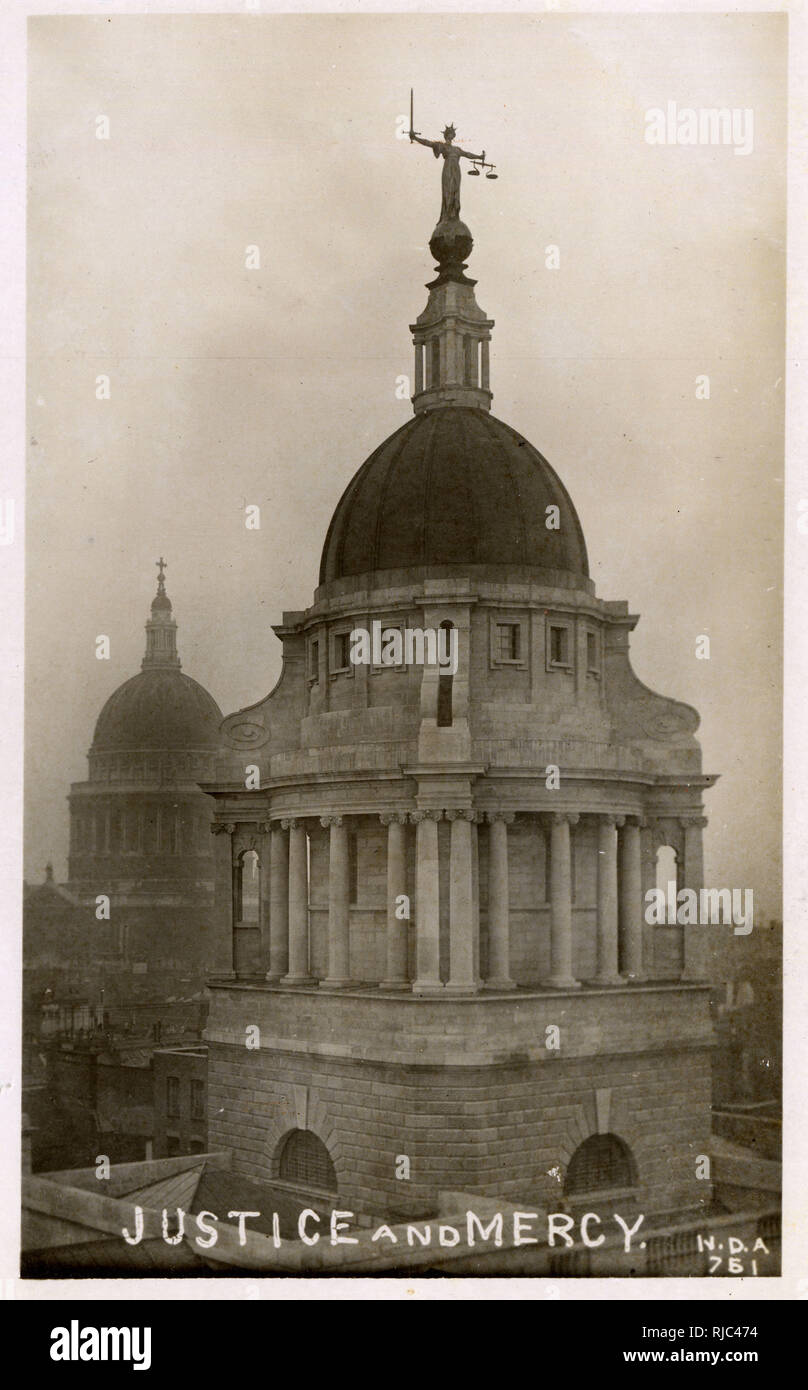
[203,164,718,1225]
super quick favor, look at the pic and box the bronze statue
[408,92,496,223]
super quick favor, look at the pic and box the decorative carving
[380,811,409,826]
[679,815,708,830]
[485,811,516,825]
[280,818,300,831]
[222,714,271,751]
[552,812,580,826]
[445,808,475,822]
[410,809,443,824]
[210,822,236,835]
[320,815,344,829]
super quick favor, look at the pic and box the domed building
[202,150,718,1232]
[67,564,223,977]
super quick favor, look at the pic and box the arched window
[656,844,679,895]
[235,849,260,924]
[565,1134,635,1196]
[278,1129,337,1194]
[437,620,454,728]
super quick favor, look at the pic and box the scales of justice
[408,90,497,286]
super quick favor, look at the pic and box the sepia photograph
[12,6,788,1303]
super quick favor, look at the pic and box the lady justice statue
[408,91,497,285]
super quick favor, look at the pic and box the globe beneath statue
[429,217,474,284]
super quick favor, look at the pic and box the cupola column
[321,815,354,988]
[619,818,645,981]
[380,813,410,990]
[266,822,289,982]
[281,819,314,985]
[412,810,443,994]
[484,811,516,989]
[544,813,581,990]
[680,816,709,981]
[591,815,624,986]
[446,809,479,993]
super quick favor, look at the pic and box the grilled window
[565,1134,634,1195]
[497,622,521,662]
[279,1130,337,1193]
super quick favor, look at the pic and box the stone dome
[319,406,589,586]
[92,670,223,752]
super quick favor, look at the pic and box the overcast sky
[25,12,784,923]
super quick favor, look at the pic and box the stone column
[266,822,289,982]
[281,819,313,985]
[446,809,479,994]
[592,814,624,985]
[680,815,709,981]
[380,813,409,990]
[412,810,443,994]
[619,818,645,981]
[544,812,581,989]
[484,812,516,990]
[320,815,353,988]
[414,342,423,396]
[210,822,236,975]
[481,338,490,391]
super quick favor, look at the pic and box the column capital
[257,820,272,835]
[320,814,343,829]
[380,811,409,826]
[485,811,515,826]
[445,808,476,822]
[600,814,625,828]
[280,817,301,831]
[211,822,236,835]
[552,811,579,827]
[411,809,443,824]
[679,815,708,829]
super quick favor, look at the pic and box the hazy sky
[26,12,785,920]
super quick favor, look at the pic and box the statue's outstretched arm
[410,133,438,151]
[456,145,484,162]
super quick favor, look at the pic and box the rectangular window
[190,1079,205,1120]
[309,639,319,682]
[547,622,572,669]
[166,1075,180,1118]
[587,630,600,674]
[497,622,521,662]
[332,631,351,673]
[165,1135,180,1157]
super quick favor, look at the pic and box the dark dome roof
[319,407,589,586]
[92,669,223,752]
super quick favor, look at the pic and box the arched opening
[565,1133,636,1197]
[233,848,261,976]
[277,1129,338,1196]
[655,844,679,896]
[437,620,454,728]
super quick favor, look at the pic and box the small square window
[586,630,600,674]
[549,625,570,667]
[496,622,520,662]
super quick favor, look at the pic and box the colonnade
[213,808,692,992]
